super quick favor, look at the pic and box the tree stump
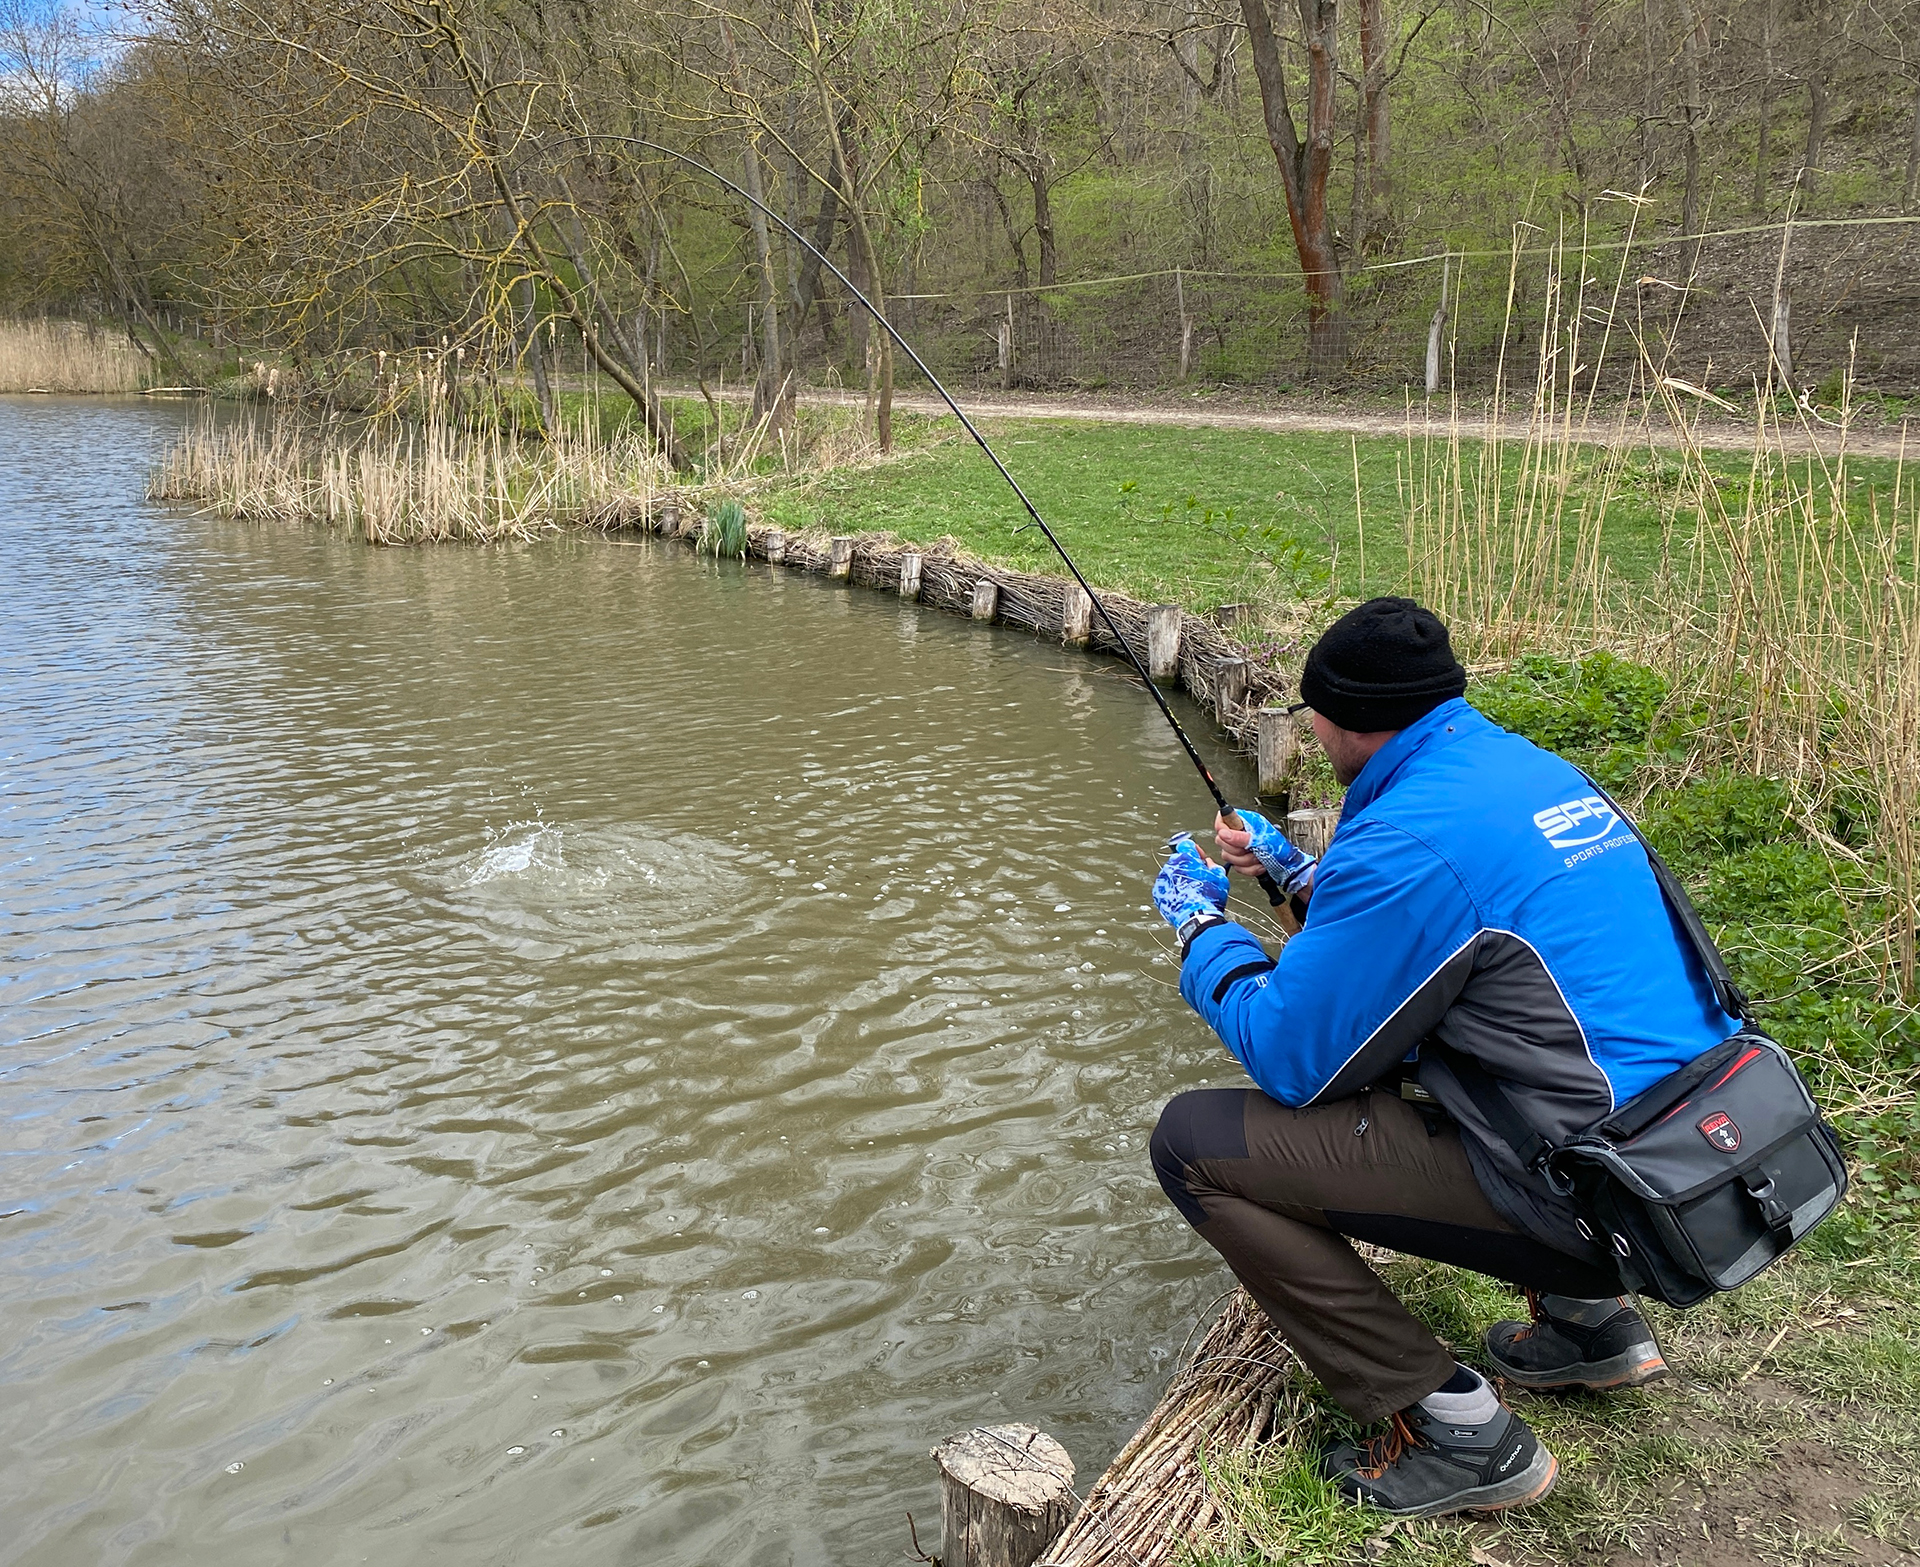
[933,1424,1075,1567]
[1146,604,1183,682]
[1214,657,1250,724]
[1060,585,1092,645]
[1287,805,1341,859]
[900,549,923,599]
[972,578,1000,621]
[829,536,854,578]
[763,526,785,565]
[1257,706,1300,797]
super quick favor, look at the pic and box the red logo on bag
[1698,1111,1742,1152]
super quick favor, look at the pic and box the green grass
[1187,1220,1920,1567]
[750,416,1907,613]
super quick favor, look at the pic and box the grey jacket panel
[1417,929,1623,1262]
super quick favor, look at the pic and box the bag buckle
[1745,1172,1794,1236]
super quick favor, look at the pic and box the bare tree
[1241,0,1345,376]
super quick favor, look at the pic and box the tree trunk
[722,16,791,433]
[1752,0,1776,215]
[1350,0,1389,258]
[1907,77,1920,213]
[515,274,555,436]
[741,130,790,428]
[1030,163,1056,288]
[1803,71,1829,184]
[1641,0,1658,183]
[1676,0,1706,232]
[1240,0,1346,378]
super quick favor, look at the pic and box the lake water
[0,396,1266,1565]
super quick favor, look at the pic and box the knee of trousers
[1151,1089,1250,1228]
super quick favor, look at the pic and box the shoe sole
[1371,1445,1560,1519]
[1491,1343,1669,1392]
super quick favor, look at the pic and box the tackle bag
[1432,780,1847,1310]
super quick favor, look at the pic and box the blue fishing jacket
[1180,696,1741,1251]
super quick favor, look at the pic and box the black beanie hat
[1299,596,1467,732]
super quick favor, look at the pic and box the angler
[1148,596,1842,1519]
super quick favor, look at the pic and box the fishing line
[551,132,1286,907]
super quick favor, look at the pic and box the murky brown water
[1,397,1264,1566]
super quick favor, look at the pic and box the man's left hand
[1152,837,1230,932]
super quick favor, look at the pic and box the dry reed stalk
[0,318,146,393]
[1037,1292,1305,1567]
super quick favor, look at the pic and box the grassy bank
[0,318,147,393]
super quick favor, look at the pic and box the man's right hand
[1215,808,1317,897]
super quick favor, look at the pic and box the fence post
[764,526,786,565]
[829,536,853,579]
[933,1425,1074,1567]
[1425,255,1450,399]
[972,577,1000,621]
[900,549,923,600]
[998,295,1014,391]
[1287,807,1341,861]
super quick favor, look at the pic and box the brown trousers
[1150,1085,1621,1422]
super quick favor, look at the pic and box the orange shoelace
[1508,1287,1545,1344]
[1356,1411,1425,1479]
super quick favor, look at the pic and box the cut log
[1214,658,1250,724]
[1061,585,1092,645]
[1286,806,1341,859]
[1256,707,1300,797]
[763,526,785,565]
[935,1424,1075,1567]
[829,536,854,579]
[972,578,1000,621]
[900,549,923,599]
[1146,605,1183,682]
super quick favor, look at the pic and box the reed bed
[149,412,675,543]
[0,318,147,394]
[1394,224,1919,996]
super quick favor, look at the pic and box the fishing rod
[555,132,1287,909]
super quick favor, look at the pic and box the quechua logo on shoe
[1532,795,1620,849]
[1698,1111,1742,1152]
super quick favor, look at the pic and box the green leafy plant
[699,498,749,559]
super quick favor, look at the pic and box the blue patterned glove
[1152,837,1230,932]
[1228,807,1317,897]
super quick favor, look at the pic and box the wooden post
[1061,585,1092,645]
[1287,806,1342,860]
[763,526,786,565]
[1146,604,1182,682]
[1257,706,1300,798]
[899,549,923,600]
[1209,602,1252,627]
[972,577,1000,621]
[829,536,853,579]
[1426,255,1451,399]
[933,1424,1074,1567]
[1215,657,1250,723]
[657,497,680,536]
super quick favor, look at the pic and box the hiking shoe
[1320,1403,1558,1518]
[1484,1291,1668,1391]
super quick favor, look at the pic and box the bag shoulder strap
[1574,771,1755,1025]
[1426,1040,1556,1170]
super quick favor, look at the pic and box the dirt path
[679,382,1914,459]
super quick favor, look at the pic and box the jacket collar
[1338,697,1483,820]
